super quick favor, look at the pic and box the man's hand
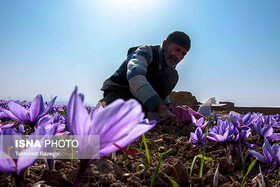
[156,104,178,125]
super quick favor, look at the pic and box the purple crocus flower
[190,127,206,146]
[231,112,261,129]
[249,138,280,176]
[0,126,56,187]
[240,112,254,126]
[252,118,273,138]
[0,123,15,129]
[52,113,66,124]
[239,126,251,141]
[262,115,279,128]
[227,128,240,143]
[191,115,208,128]
[14,124,29,135]
[239,126,255,148]
[1,95,56,128]
[267,133,280,140]
[208,119,229,143]
[35,115,69,136]
[0,108,11,121]
[67,87,155,186]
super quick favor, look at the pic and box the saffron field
[0,87,280,186]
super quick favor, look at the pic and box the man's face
[163,41,188,67]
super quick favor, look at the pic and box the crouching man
[98,31,191,125]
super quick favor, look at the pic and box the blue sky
[1,0,280,107]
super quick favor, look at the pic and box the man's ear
[162,40,168,49]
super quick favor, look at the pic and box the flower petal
[249,150,267,163]
[38,96,57,119]
[90,106,103,121]
[100,120,155,157]
[261,126,273,138]
[197,118,204,127]
[268,133,280,140]
[0,151,16,173]
[67,87,89,135]
[190,132,198,141]
[6,102,30,123]
[263,139,274,164]
[92,99,144,142]
[191,115,196,126]
[36,115,53,128]
[29,94,44,122]
[242,112,251,125]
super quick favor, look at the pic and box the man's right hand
[156,104,178,125]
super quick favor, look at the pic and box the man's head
[162,31,191,67]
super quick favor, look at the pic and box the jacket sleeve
[127,45,163,111]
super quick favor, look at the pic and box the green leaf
[150,147,172,187]
[139,138,143,151]
[197,154,213,162]
[163,172,179,187]
[190,155,199,177]
[246,159,257,175]
[150,153,163,187]
[241,159,257,187]
[142,134,150,165]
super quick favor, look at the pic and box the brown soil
[0,113,279,186]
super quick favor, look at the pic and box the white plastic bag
[198,97,216,116]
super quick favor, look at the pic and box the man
[98,31,191,125]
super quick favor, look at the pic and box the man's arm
[127,45,177,125]
[127,45,164,111]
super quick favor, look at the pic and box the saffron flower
[191,115,208,128]
[35,115,69,136]
[1,95,56,128]
[190,127,206,146]
[208,119,229,143]
[0,123,14,130]
[230,112,261,129]
[251,117,280,141]
[239,112,254,126]
[66,87,155,186]
[262,115,279,127]
[249,138,280,176]
[0,126,57,187]
[0,108,11,121]
[52,113,66,124]
[227,113,254,147]
[14,124,29,135]
[252,119,273,138]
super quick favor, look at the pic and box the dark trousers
[99,67,178,112]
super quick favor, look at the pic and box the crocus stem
[47,159,55,170]
[199,127,208,177]
[73,159,91,187]
[226,144,232,161]
[238,140,245,176]
[266,166,276,178]
[14,173,24,187]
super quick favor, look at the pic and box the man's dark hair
[166,31,191,51]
